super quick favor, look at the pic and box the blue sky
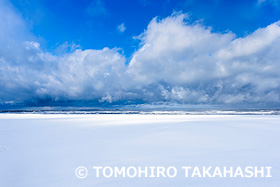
[9,0,280,57]
[1,0,280,108]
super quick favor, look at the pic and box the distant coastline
[1,109,279,115]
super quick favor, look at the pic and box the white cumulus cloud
[127,12,280,105]
[0,4,279,107]
[117,23,126,33]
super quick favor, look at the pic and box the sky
[0,0,280,109]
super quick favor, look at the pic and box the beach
[0,114,279,186]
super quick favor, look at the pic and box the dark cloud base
[1,99,279,110]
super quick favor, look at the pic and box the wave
[0,109,279,115]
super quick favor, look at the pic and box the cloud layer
[127,13,280,105]
[0,3,279,107]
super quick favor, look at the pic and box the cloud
[0,0,33,47]
[117,23,126,33]
[54,42,81,54]
[127,12,280,105]
[257,0,280,8]
[0,5,280,107]
[86,0,109,17]
[128,13,235,86]
[0,44,126,104]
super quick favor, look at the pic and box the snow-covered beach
[0,114,280,186]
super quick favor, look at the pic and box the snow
[0,114,280,186]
